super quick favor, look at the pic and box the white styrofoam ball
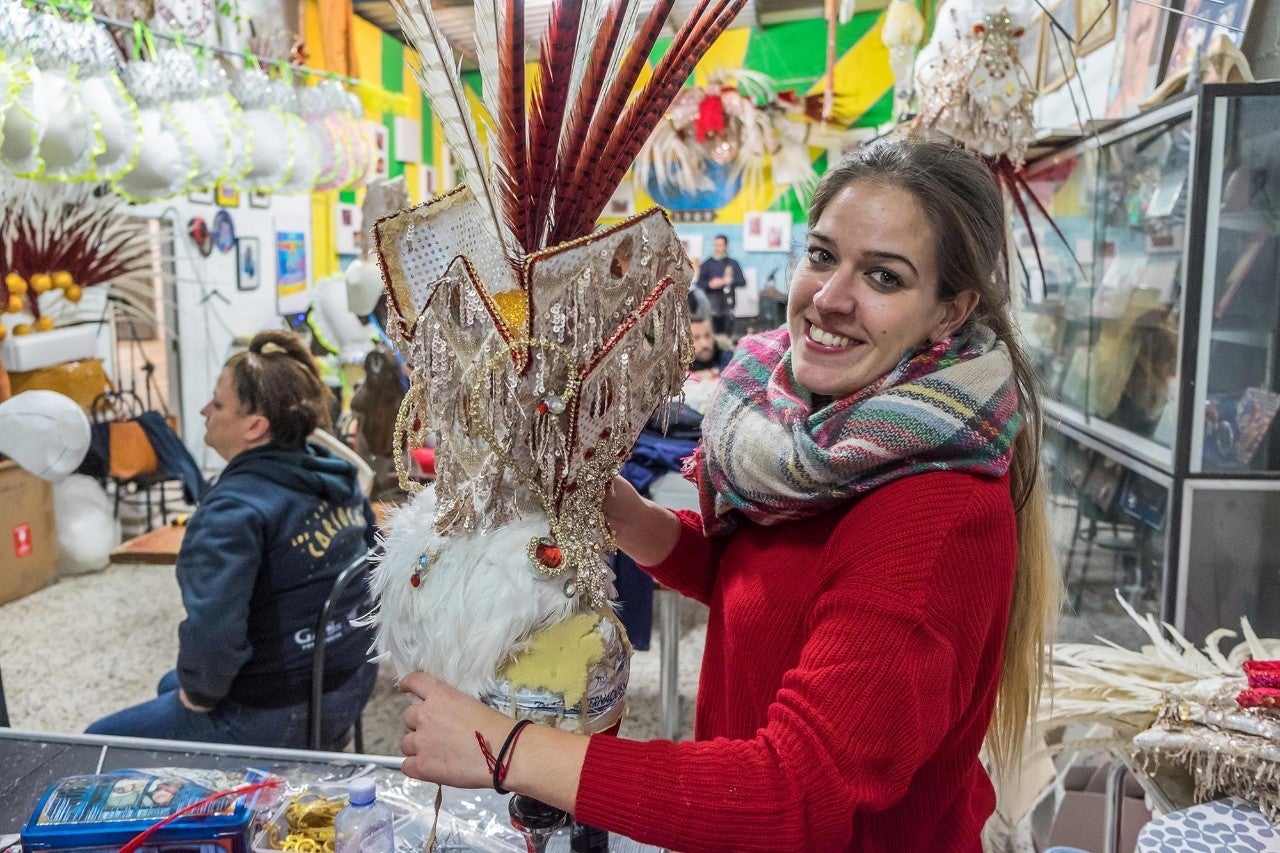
[54,474,120,576]
[38,72,98,178]
[0,66,49,172]
[242,106,292,191]
[0,390,91,481]
[112,106,196,200]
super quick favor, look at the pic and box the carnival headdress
[370,0,746,722]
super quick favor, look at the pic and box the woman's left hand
[399,671,514,788]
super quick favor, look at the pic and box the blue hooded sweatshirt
[175,442,377,709]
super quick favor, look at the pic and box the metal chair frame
[308,551,374,752]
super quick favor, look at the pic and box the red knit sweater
[575,471,1018,851]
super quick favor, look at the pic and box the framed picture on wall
[606,180,635,218]
[188,188,214,205]
[1075,0,1117,57]
[334,204,362,255]
[249,191,271,209]
[1105,0,1170,118]
[678,233,704,265]
[1039,0,1077,93]
[742,211,792,253]
[419,165,437,202]
[215,184,240,207]
[1165,0,1254,81]
[235,237,261,291]
[1019,12,1047,88]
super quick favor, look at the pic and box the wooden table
[107,503,399,566]
[108,523,185,565]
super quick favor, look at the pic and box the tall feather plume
[525,0,585,250]
[578,0,749,235]
[551,0,677,244]
[552,0,630,216]
[561,0,610,128]
[496,0,531,254]
[391,0,510,257]
[473,0,502,124]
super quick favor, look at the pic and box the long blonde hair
[809,139,1062,770]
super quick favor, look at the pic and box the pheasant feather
[526,0,585,249]
[552,0,677,243]
[496,0,530,253]
[552,0,630,215]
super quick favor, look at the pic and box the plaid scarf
[693,324,1020,536]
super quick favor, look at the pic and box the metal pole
[657,588,681,741]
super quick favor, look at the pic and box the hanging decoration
[913,0,1072,286]
[916,1,1036,164]
[634,70,843,211]
[880,0,925,122]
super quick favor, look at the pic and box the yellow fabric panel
[402,163,421,204]
[303,0,326,69]
[351,14,382,90]
[694,27,751,86]
[312,190,339,277]
[808,13,893,126]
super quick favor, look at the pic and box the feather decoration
[551,0,678,244]
[525,0,586,251]
[552,0,631,216]
[391,0,510,257]
[496,0,530,254]
[583,0,750,230]
[560,0,610,135]
[473,0,502,126]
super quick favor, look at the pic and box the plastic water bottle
[334,778,396,853]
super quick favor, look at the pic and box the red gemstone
[409,572,421,588]
[412,418,421,432]
[600,428,612,440]
[584,447,595,460]
[536,401,549,415]
[535,539,563,569]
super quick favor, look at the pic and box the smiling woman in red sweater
[397,139,1061,851]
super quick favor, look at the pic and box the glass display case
[1013,82,1280,646]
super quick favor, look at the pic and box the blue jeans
[86,665,378,751]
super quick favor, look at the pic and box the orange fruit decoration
[35,316,55,331]
[65,284,83,303]
[28,273,51,294]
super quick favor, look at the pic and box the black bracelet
[493,719,534,795]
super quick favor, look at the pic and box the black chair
[0,663,9,728]
[309,551,375,752]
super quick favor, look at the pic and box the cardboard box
[0,459,59,605]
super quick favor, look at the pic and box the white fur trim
[367,485,582,696]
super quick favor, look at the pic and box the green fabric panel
[381,34,403,93]
[855,87,895,128]
[421,94,433,164]
[385,116,403,178]
[339,190,357,204]
[743,12,880,87]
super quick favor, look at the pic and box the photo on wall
[235,237,261,292]
[1164,0,1254,81]
[1039,0,1077,93]
[1075,0,1117,56]
[742,212,792,253]
[1106,0,1171,119]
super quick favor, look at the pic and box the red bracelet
[492,719,534,795]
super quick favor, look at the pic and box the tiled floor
[0,559,706,754]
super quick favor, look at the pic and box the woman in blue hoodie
[88,331,378,749]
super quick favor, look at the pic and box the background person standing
[694,234,745,336]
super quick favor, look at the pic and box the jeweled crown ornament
[367,0,746,746]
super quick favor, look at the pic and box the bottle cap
[348,777,376,806]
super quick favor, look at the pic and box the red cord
[118,778,281,853]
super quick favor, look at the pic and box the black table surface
[0,728,397,833]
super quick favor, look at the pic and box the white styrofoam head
[0,390,91,481]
